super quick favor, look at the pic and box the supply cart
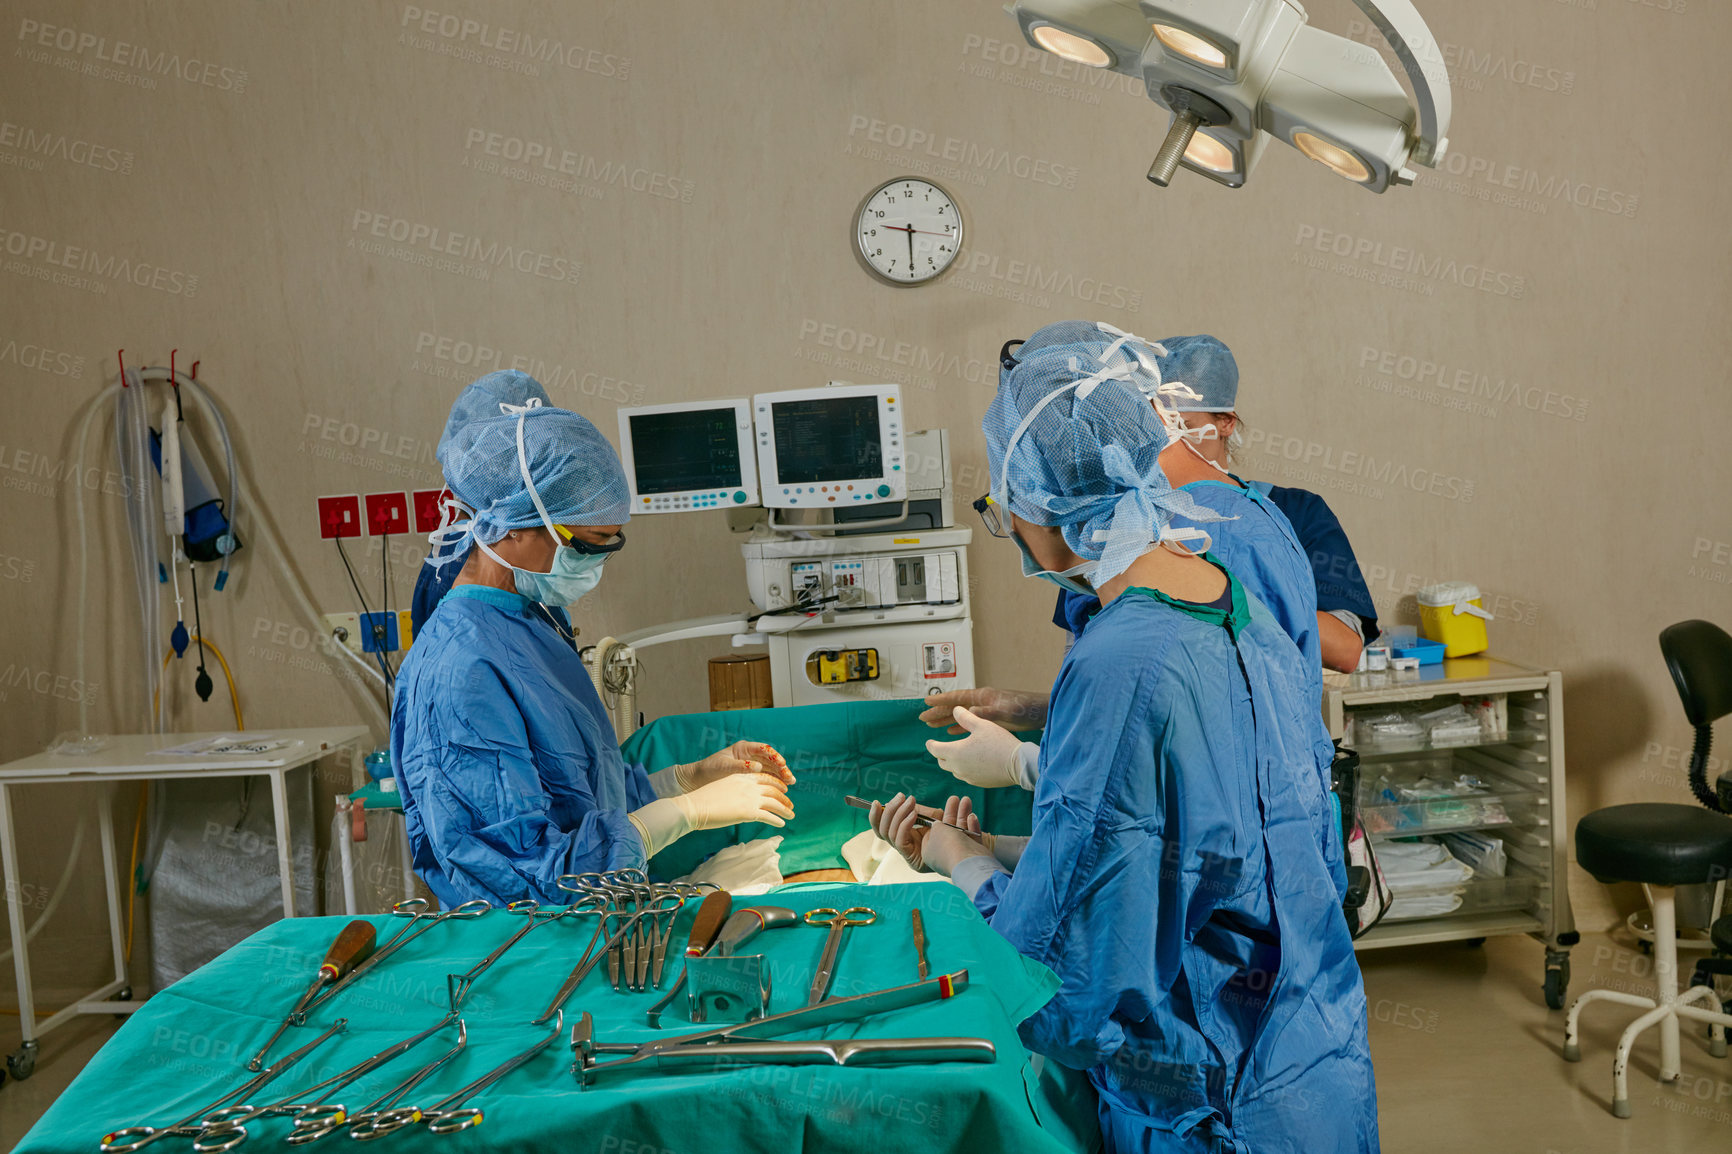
[1325,656,1578,1007]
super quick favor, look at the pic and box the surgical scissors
[804,907,878,1006]
[190,1014,458,1152]
[98,1020,347,1153]
[300,898,490,1017]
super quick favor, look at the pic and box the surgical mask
[510,539,607,606]
[1011,529,1095,598]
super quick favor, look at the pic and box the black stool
[1562,621,1732,1118]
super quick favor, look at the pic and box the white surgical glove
[868,793,991,876]
[628,774,795,857]
[926,707,1036,789]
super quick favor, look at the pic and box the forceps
[330,1022,468,1144]
[301,898,490,1017]
[191,1014,458,1152]
[383,1012,564,1136]
[446,900,579,1012]
[804,907,878,1006]
[98,1020,348,1153]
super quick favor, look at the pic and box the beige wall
[0,0,1725,995]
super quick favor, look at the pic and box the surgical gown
[1056,479,1339,831]
[975,576,1378,1154]
[1248,482,1379,638]
[391,584,655,907]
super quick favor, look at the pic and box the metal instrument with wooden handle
[246,921,376,1071]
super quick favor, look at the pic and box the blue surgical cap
[985,320,1220,585]
[437,371,552,471]
[1156,335,1238,412]
[442,404,631,546]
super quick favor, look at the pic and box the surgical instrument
[300,898,490,1017]
[646,905,796,1028]
[636,1036,996,1075]
[664,887,731,987]
[99,1020,348,1153]
[446,900,581,1012]
[192,1014,458,1152]
[533,879,710,1022]
[845,794,975,833]
[245,920,377,1071]
[405,1012,563,1135]
[912,910,930,980]
[804,906,878,1006]
[331,1022,468,1144]
[574,970,971,1085]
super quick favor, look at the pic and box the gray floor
[1,930,1728,1152]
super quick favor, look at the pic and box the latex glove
[677,741,794,791]
[926,707,1029,788]
[629,774,795,857]
[868,793,988,875]
[918,687,1050,734]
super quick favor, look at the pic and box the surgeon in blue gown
[874,326,1379,1153]
[920,328,1341,886]
[410,370,572,645]
[392,400,795,907]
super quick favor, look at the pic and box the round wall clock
[855,177,963,285]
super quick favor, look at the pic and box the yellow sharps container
[1417,582,1493,657]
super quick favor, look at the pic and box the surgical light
[1183,132,1237,175]
[1030,23,1114,68]
[1293,131,1371,184]
[1152,23,1227,70]
[1009,0,1452,194]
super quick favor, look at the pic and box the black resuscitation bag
[1332,743,1392,938]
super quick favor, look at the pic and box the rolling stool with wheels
[1692,915,1732,992]
[1563,620,1732,1117]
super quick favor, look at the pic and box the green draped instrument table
[17,884,1097,1153]
[626,698,1037,879]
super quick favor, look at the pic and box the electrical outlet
[412,489,450,534]
[365,491,411,536]
[317,495,362,540]
[359,611,399,653]
[323,612,363,654]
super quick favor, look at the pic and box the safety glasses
[553,526,628,555]
[971,495,1008,539]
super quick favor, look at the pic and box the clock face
[855,178,963,285]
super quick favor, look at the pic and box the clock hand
[905,223,914,271]
[879,224,953,237]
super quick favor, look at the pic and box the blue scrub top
[391,584,655,908]
[411,538,574,647]
[984,573,1379,1153]
[1249,481,1379,636]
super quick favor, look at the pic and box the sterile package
[1440,830,1507,878]
[1376,838,1475,920]
[1417,703,1483,745]
[1359,709,1424,741]
[1361,766,1510,834]
[151,734,299,757]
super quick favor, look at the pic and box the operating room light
[1010,0,1452,195]
[1183,132,1237,175]
[1293,131,1371,183]
[1152,24,1227,70]
[1030,24,1114,68]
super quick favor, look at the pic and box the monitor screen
[769,396,883,484]
[627,408,744,494]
